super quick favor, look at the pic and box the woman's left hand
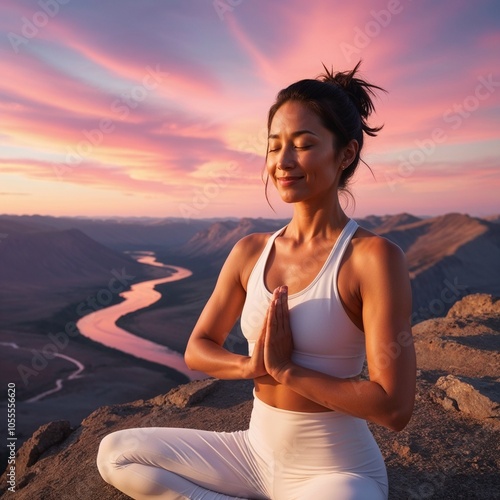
[264,285,294,381]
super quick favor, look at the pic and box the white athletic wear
[97,219,389,499]
[97,394,387,499]
[241,218,365,378]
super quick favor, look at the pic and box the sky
[0,0,499,220]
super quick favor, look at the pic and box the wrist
[240,356,252,379]
[240,355,266,380]
[271,361,294,384]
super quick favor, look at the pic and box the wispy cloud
[1,0,498,217]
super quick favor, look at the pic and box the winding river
[0,342,85,403]
[76,253,207,380]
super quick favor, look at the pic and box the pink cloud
[351,156,499,217]
[1,0,498,217]
[0,55,111,118]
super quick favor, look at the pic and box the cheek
[266,159,276,179]
[320,151,338,175]
[306,151,333,172]
[307,156,338,185]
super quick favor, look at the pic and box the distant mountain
[357,212,422,232]
[0,215,212,251]
[485,214,500,224]
[374,213,489,273]
[181,218,288,260]
[1,212,498,320]
[395,215,500,321]
[0,217,55,235]
[0,226,168,288]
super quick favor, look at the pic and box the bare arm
[266,238,416,431]
[184,236,267,380]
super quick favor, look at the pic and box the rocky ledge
[1,294,498,499]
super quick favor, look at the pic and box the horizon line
[1,211,499,221]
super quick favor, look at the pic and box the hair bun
[319,60,385,137]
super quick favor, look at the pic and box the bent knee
[96,430,130,483]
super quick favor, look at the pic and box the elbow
[184,341,197,371]
[387,413,411,432]
[184,352,193,370]
[385,404,414,432]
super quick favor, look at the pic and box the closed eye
[268,144,312,153]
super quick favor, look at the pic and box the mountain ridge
[2,211,498,323]
[0,227,167,287]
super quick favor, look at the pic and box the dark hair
[264,61,385,202]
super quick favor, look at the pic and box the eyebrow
[268,129,319,140]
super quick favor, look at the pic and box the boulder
[14,420,73,483]
[431,374,500,426]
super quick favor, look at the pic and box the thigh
[287,472,387,500]
[102,427,269,499]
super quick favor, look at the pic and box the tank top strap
[330,218,359,282]
[333,219,359,260]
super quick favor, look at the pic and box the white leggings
[97,395,388,499]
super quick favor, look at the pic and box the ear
[341,139,359,169]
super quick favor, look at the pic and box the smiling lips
[277,176,304,186]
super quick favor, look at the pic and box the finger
[281,286,288,308]
[258,307,270,343]
[266,299,277,343]
[277,285,287,326]
[270,297,277,324]
[276,293,283,328]
[273,287,281,303]
[282,286,290,328]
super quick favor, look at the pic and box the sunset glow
[1,0,499,219]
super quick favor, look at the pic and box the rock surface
[14,420,73,481]
[1,294,499,499]
[413,293,499,430]
[431,374,500,424]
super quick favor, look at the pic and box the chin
[279,195,301,204]
[276,189,304,204]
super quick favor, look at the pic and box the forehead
[269,100,325,135]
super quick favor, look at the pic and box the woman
[97,62,416,499]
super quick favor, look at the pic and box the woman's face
[266,100,346,205]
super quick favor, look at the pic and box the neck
[286,193,349,242]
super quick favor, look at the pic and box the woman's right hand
[244,308,268,379]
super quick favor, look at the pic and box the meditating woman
[97,61,416,499]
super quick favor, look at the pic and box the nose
[276,146,295,170]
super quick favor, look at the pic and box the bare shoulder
[226,231,275,289]
[230,231,272,261]
[351,227,411,316]
[233,231,271,253]
[351,226,407,269]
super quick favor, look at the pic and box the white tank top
[240,219,366,378]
